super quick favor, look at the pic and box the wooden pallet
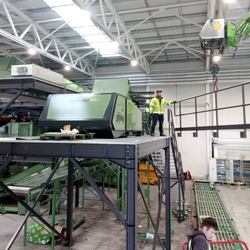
[40,133,94,141]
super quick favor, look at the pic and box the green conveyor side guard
[194,181,243,250]
[62,77,87,93]
[93,79,130,97]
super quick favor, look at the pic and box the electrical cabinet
[209,158,250,184]
[217,159,227,182]
[225,159,234,183]
[233,160,241,182]
[242,160,250,182]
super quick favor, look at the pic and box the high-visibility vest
[149,97,172,114]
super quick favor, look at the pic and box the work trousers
[151,113,164,134]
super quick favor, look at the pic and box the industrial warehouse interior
[0,0,250,249]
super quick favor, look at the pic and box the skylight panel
[42,0,119,57]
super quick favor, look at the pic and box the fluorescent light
[42,0,119,58]
[213,55,221,62]
[131,60,138,66]
[28,48,36,55]
[224,0,235,3]
[65,65,71,71]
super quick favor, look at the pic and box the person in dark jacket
[187,217,218,250]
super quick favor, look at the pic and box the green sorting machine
[39,79,142,138]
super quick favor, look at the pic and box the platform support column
[165,141,171,250]
[126,145,137,250]
[65,159,74,246]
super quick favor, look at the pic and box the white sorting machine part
[11,64,64,85]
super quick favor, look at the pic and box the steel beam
[0,92,46,105]
[65,160,74,246]
[94,1,207,16]
[125,145,137,250]
[73,0,150,73]
[175,15,203,28]
[164,143,171,250]
[70,158,126,226]
[173,42,205,61]
[0,90,23,115]
[0,0,93,76]
[137,180,165,249]
[0,156,14,172]
[137,36,199,45]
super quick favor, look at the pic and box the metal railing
[174,81,250,138]
[182,239,249,250]
[168,109,185,222]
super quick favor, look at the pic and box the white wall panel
[147,84,208,177]
[146,81,249,178]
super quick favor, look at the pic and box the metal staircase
[151,150,182,203]
[150,109,185,222]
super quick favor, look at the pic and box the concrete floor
[216,183,250,247]
[0,181,249,250]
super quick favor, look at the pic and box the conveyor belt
[11,166,69,188]
[194,181,242,250]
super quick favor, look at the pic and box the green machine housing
[39,79,142,138]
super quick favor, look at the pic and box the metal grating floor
[194,181,242,250]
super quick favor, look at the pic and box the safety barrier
[182,239,249,250]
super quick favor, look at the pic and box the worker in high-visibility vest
[149,90,176,136]
[187,217,218,250]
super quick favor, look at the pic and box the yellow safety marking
[214,21,222,30]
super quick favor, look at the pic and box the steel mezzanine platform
[0,135,171,250]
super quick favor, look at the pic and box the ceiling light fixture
[28,48,36,55]
[131,60,138,66]
[224,0,236,3]
[64,65,71,71]
[213,55,221,62]
[42,0,119,57]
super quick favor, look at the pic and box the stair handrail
[168,109,185,221]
